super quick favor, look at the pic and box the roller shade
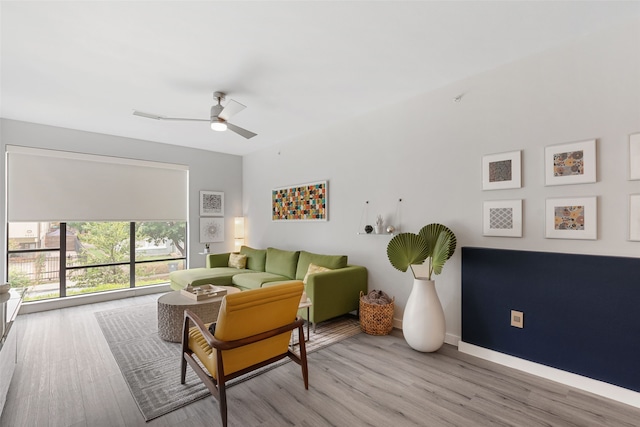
[6,145,188,222]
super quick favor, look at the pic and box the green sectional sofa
[169,246,368,327]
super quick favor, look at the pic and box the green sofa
[169,246,368,327]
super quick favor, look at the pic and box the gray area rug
[95,301,361,421]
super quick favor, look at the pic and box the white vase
[402,278,445,352]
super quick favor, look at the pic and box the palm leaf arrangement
[386,223,456,280]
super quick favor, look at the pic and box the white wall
[243,19,640,341]
[1,119,243,280]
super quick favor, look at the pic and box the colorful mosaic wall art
[272,181,328,221]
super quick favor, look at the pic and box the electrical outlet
[511,310,524,328]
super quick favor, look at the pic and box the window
[7,221,186,302]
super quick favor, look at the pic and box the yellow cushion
[189,281,304,379]
[228,253,247,269]
[303,263,332,285]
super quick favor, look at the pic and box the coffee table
[157,286,240,342]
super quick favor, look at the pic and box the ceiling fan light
[211,118,227,131]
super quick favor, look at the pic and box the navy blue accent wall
[462,247,640,393]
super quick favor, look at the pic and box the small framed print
[483,199,522,237]
[200,217,224,243]
[482,150,522,190]
[630,194,640,241]
[545,197,597,240]
[629,133,640,180]
[545,139,596,186]
[200,190,224,216]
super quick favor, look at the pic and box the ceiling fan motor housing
[211,104,224,119]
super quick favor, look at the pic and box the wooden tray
[181,285,228,301]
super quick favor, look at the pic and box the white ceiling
[2,1,639,156]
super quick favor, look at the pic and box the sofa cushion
[295,250,348,280]
[170,267,252,289]
[240,246,267,272]
[232,272,290,290]
[228,253,247,269]
[265,247,300,279]
[303,263,332,285]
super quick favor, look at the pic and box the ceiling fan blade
[133,110,165,120]
[133,110,208,122]
[227,122,257,139]
[218,99,246,121]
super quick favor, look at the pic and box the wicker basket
[359,291,394,335]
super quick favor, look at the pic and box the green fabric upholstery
[232,272,290,290]
[265,247,300,279]
[295,250,348,280]
[239,246,267,272]
[172,247,368,324]
[206,253,231,268]
[169,267,253,290]
[303,265,368,324]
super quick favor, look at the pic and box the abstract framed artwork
[545,139,596,186]
[483,199,522,237]
[200,217,224,243]
[629,132,640,180]
[482,150,522,190]
[200,190,224,216]
[545,197,597,240]
[272,180,328,221]
[630,194,640,241]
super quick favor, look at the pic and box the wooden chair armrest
[214,317,305,351]
[183,308,219,349]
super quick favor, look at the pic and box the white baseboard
[458,341,640,410]
[19,284,171,314]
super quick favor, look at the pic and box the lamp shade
[234,217,245,239]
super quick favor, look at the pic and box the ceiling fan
[133,91,257,139]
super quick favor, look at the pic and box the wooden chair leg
[181,317,189,384]
[180,353,187,384]
[298,324,309,389]
[216,349,228,427]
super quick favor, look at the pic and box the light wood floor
[1,294,639,427]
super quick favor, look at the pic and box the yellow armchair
[181,281,308,427]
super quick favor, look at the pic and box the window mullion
[59,223,67,297]
[130,222,135,288]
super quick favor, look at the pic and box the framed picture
[630,194,640,241]
[545,139,596,186]
[272,180,328,221]
[483,199,522,237]
[629,132,640,180]
[545,197,597,240]
[482,150,522,190]
[200,190,224,216]
[200,217,224,243]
